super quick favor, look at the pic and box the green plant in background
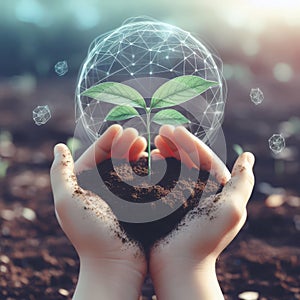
[82,75,218,175]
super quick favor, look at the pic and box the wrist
[150,257,224,300]
[73,257,145,300]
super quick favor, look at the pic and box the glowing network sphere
[76,17,226,144]
[32,105,51,126]
[268,133,285,154]
[55,61,69,76]
[250,88,264,105]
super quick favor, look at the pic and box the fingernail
[54,144,62,157]
[245,152,255,167]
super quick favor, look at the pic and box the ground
[0,78,299,300]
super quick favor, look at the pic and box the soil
[97,157,222,252]
[0,79,299,300]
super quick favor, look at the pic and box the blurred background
[0,1,299,299]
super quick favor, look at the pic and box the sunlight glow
[248,0,300,9]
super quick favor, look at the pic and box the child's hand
[149,125,255,300]
[50,125,147,300]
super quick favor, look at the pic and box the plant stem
[146,109,151,176]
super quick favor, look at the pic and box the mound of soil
[97,157,222,251]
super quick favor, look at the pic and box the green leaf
[150,75,219,109]
[152,109,190,125]
[105,105,139,121]
[82,82,146,109]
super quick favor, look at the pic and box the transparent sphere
[76,16,226,145]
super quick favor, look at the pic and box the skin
[150,125,255,300]
[50,125,147,300]
[50,124,255,300]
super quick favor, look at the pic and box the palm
[51,125,148,277]
[149,125,254,273]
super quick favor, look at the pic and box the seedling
[82,75,218,175]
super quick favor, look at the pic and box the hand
[149,125,255,300]
[50,125,147,300]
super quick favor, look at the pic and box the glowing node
[54,61,68,76]
[32,105,51,126]
[250,88,264,105]
[166,55,169,59]
[268,134,285,154]
[130,72,134,76]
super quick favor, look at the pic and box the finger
[157,125,179,159]
[50,144,78,202]
[154,135,175,158]
[173,126,230,185]
[158,135,198,168]
[223,152,255,206]
[129,136,147,161]
[111,127,139,159]
[151,149,165,161]
[156,125,197,168]
[74,124,122,173]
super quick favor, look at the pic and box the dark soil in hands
[97,157,222,252]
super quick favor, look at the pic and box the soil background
[0,77,299,300]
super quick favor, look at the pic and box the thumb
[50,143,78,205]
[223,152,255,206]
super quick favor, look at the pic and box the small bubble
[250,88,264,105]
[54,60,68,76]
[32,105,51,126]
[268,133,285,154]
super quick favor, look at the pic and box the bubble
[73,17,228,223]
[32,105,51,126]
[76,16,226,144]
[268,133,285,154]
[250,87,264,105]
[54,60,68,76]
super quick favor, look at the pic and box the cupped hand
[50,125,147,299]
[149,125,255,299]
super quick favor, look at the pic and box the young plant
[82,75,218,175]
